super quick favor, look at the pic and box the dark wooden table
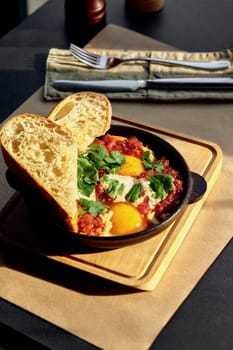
[0,0,232,349]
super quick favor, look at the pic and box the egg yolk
[118,155,144,177]
[110,203,147,235]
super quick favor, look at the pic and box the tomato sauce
[78,213,105,236]
[78,134,184,236]
[93,134,144,158]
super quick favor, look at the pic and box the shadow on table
[0,241,142,296]
[0,192,143,297]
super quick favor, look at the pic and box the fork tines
[70,43,100,67]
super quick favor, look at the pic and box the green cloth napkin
[44,47,233,101]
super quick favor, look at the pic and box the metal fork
[70,43,230,71]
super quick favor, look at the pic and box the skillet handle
[188,172,207,204]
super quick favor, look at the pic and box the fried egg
[110,202,147,235]
[100,174,161,236]
[102,174,135,202]
[101,174,160,208]
[118,155,144,177]
[77,133,181,237]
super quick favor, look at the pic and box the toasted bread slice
[48,92,112,153]
[0,114,78,232]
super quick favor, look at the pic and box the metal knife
[53,77,233,92]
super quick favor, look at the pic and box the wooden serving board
[0,116,222,291]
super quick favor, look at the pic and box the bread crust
[0,92,112,234]
[0,113,78,232]
[48,91,112,153]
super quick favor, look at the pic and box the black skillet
[6,125,207,250]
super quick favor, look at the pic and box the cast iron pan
[6,125,207,250]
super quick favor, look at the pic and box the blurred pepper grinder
[65,0,106,46]
[125,0,164,13]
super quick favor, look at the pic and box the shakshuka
[77,134,184,236]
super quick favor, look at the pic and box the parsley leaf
[142,151,164,172]
[154,160,164,173]
[142,151,154,169]
[79,198,108,217]
[88,144,108,169]
[88,144,125,172]
[126,183,142,202]
[77,155,98,196]
[103,176,125,198]
[150,174,175,199]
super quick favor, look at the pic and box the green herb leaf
[149,174,175,199]
[126,183,142,202]
[104,177,125,198]
[154,160,164,173]
[79,198,108,217]
[87,144,125,172]
[142,151,154,170]
[106,150,125,165]
[77,155,98,196]
[88,144,108,169]
[78,179,95,196]
[142,151,164,172]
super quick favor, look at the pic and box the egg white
[101,174,161,208]
[78,171,164,236]
[102,174,135,202]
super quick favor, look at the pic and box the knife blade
[53,77,233,92]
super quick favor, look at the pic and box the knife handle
[148,58,230,71]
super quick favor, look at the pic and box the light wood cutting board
[0,116,222,290]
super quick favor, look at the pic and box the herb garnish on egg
[150,174,175,199]
[143,151,164,172]
[76,134,184,236]
[126,183,142,202]
[88,144,125,172]
[79,198,108,217]
[103,175,125,198]
[78,144,125,196]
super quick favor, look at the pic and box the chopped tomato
[137,197,151,216]
[94,134,144,158]
[78,213,105,236]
